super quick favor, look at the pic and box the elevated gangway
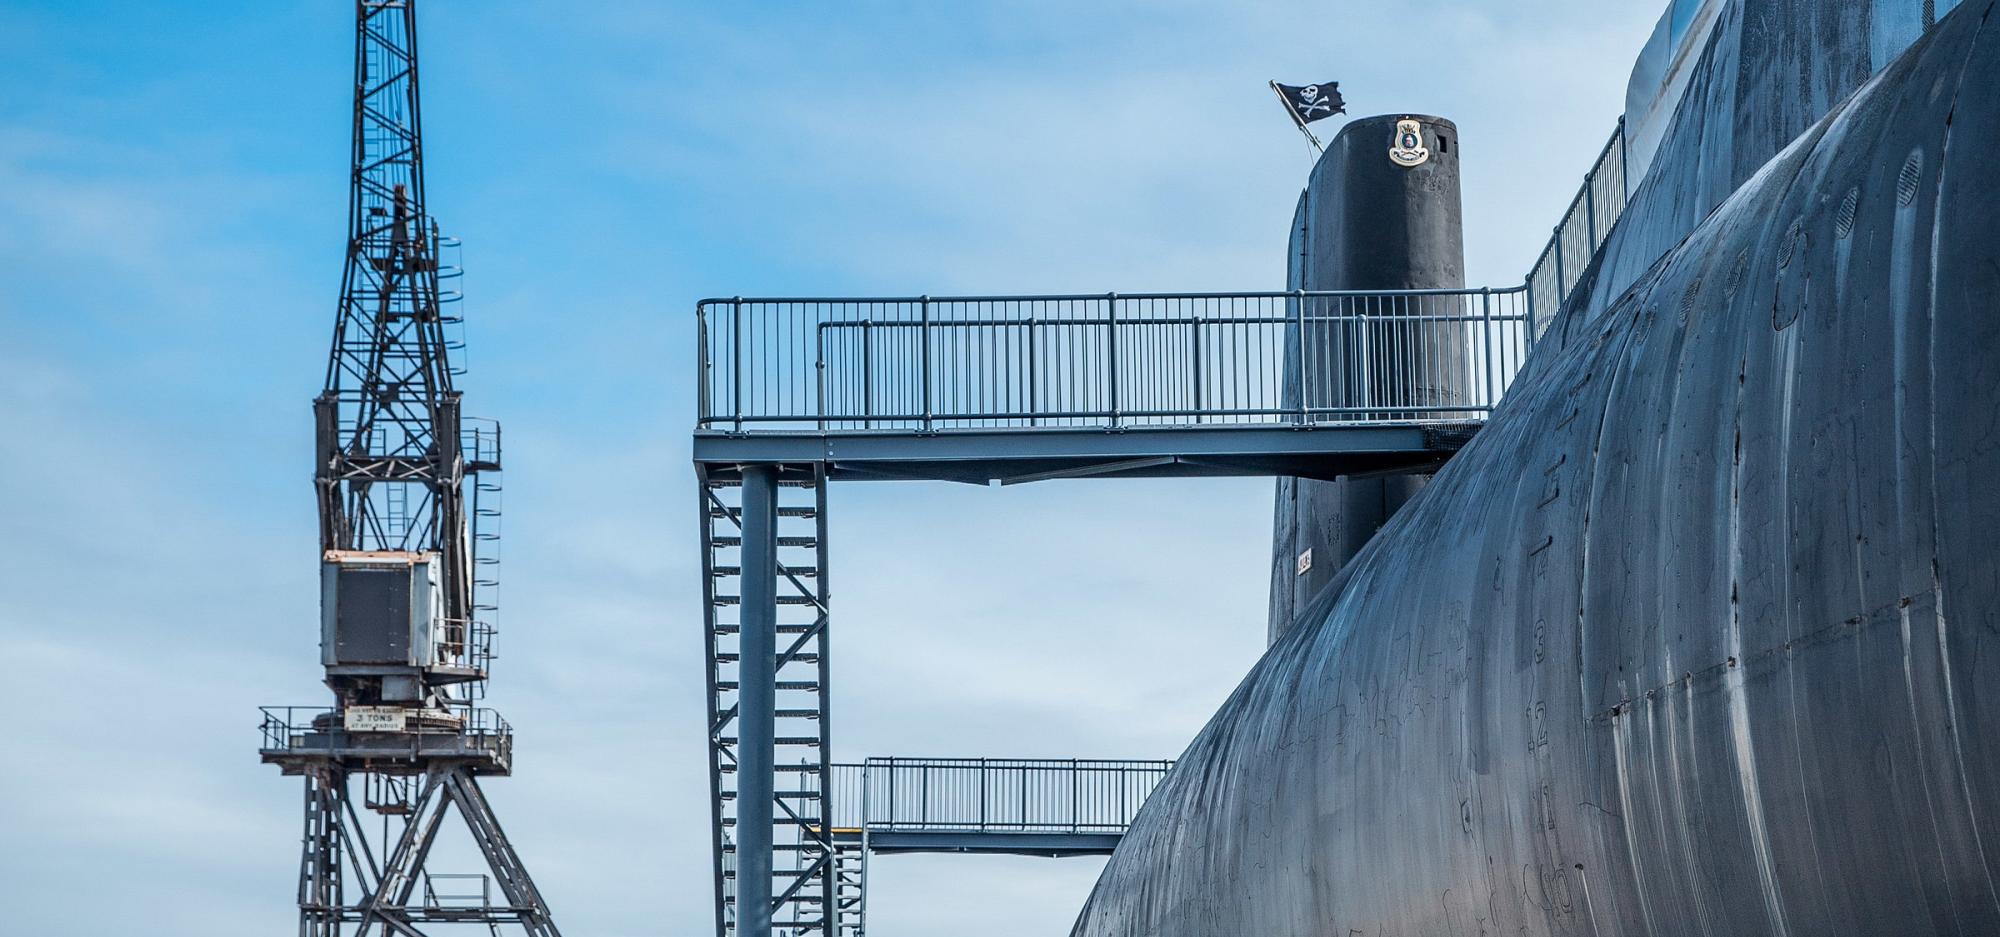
[695,288,1535,484]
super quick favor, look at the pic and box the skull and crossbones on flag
[1273,80,1346,126]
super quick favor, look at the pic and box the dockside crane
[258,3,564,934]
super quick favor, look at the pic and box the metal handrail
[421,873,493,909]
[826,757,1174,835]
[699,287,1533,434]
[702,286,1517,303]
[461,417,502,467]
[1523,117,1629,333]
[256,705,514,751]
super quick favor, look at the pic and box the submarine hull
[1074,3,2000,935]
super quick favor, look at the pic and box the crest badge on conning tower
[1388,118,1430,167]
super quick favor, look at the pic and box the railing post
[696,303,709,427]
[815,319,827,433]
[1616,115,1629,196]
[1584,174,1598,245]
[1070,759,1080,834]
[979,759,989,833]
[731,297,744,433]
[1125,765,1138,827]
[1190,315,1204,422]
[1026,315,1039,427]
[919,296,933,432]
[1480,288,1496,410]
[1525,281,1538,343]
[1106,292,1120,427]
[862,319,874,431]
[1553,230,1567,297]
[1294,289,1309,424]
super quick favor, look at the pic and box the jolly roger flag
[1272,81,1346,127]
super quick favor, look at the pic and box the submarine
[1075,1,2000,934]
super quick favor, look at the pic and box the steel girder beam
[290,764,562,937]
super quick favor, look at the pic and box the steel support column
[736,464,780,937]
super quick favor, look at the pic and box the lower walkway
[827,757,1172,857]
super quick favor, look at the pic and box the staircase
[832,839,867,936]
[701,465,839,935]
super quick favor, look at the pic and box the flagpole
[1270,81,1324,154]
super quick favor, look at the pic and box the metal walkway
[694,288,1534,484]
[816,757,1173,935]
[829,757,1172,855]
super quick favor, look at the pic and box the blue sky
[0,2,1660,934]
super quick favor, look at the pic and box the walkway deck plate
[694,421,1481,485]
[831,829,1125,857]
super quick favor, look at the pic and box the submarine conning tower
[1270,113,1469,643]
